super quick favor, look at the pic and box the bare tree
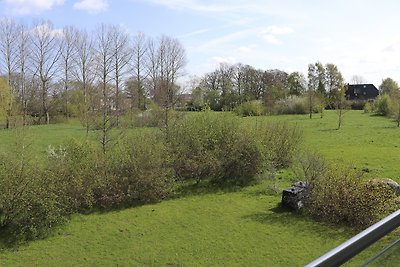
[60,26,77,119]
[72,29,96,134]
[334,85,349,130]
[30,21,62,124]
[110,25,131,125]
[131,32,148,111]
[0,17,19,128]
[351,75,367,85]
[73,29,94,105]
[93,24,115,153]
[16,23,31,125]
[148,35,186,137]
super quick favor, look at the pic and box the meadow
[0,110,399,266]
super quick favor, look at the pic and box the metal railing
[305,209,400,267]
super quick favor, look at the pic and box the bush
[47,140,100,212]
[96,132,173,208]
[259,122,303,168]
[169,112,263,185]
[233,100,264,117]
[220,129,263,185]
[48,133,173,210]
[374,94,393,116]
[350,100,367,110]
[0,142,66,241]
[306,165,399,229]
[276,96,308,115]
[363,101,374,113]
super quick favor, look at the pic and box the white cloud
[212,56,236,65]
[264,26,293,35]
[260,26,293,45]
[262,34,280,45]
[4,0,65,14]
[73,0,108,14]
[31,23,63,38]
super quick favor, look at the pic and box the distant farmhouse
[345,84,379,100]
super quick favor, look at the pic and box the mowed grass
[0,184,355,266]
[244,110,400,181]
[0,110,399,266]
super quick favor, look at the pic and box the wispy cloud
[264,26,293,35]
[179,28,209,39]
[146,0,308,20]
[4,0,65,15]
[73,0,109,14]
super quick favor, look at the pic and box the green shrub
[47,140,100,212]
[48,134,173,210]
[221,130,263,185]
[374,94,393,116]
[0,143,66,241]
[363,101,374,113]
[96,132,173,208]
[259,122,303,168]
[169,112,263,185]
[307,165,398,229]
[233,100,264,117]
[276,96,308,115]
[350,100,367,110]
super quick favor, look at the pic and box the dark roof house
[345,84,379,100]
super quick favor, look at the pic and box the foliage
[233,100,264,116]
[307,164,399,229]
[47,140,100,211]
[374,94,393,116]
[292,150,328,183]
[96,132,173,207]
[379,77,399,96]
[0,181,363,266]
[363,101,373,113]
[275,96,308,114]
[169,112,264,185]
[0,134,66,241]
[0,77,11,119]
[47,133,173,210]
[350,100,368,110]
[258,122,303,168]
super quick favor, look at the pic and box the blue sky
[2,0,400,86]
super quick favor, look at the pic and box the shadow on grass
[171,180,245,199]
[243,204,356,240]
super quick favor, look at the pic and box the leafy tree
[325,63,344,108]
[0,77,11,118]
[374,94,393,116]
[287,72,306,96]
[307,63,318,119]
[0,18,18,128]
[379,77,399,96]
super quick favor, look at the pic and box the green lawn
[244,110,400,180]
[0,111,399,266]
[0,184,355,266]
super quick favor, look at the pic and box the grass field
[0,110,399,266]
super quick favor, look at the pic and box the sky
[1,0,400,87]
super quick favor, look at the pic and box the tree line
[189,61,346,117]
[0,17,186,128]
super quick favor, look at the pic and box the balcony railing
[305,209,400,267]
